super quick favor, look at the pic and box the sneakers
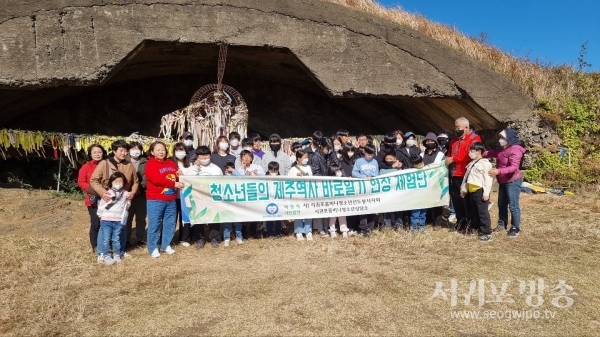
[236,238,244,245]
[360,230,370,238]
[448,214,457,224]
[211,240,219,248]
[99,253,115,265]
[479,234,493,242]
[150,249,160,258]
[113,255,122,263]
[348,230,357,237]
[318,230,328,237]
[507,228,520,237]
[493,226,506,232]
[306,233,313,241]
[121,252,132,259]
[419,228,428,235]
[180,241,190,247]
[224,239,230,247]
[296,233,305,241]
[195,239,205,249]
[163,246,176,255]
[342,232,348,238]
[330,232,337,239]
[97,255,103,263]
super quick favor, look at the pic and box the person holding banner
[327,163,349,238]
[309,137,338,236]
[340,142,359,235]
[193,146,224,248]
[235,138,262,170]
[211,136,236,174]
[352,144,379,237]
[145,141,184,258]
[379,150,404,230]
[289,149,314,241]
[173,142,195,247]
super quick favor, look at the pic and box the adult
[180,132,197,164]
[77,144,107,253]
[445,117,482,232]
[90,140,139,256]
[145,141,184,257]
[437,133,450,155]
[309,137,338,236]
[126,141,148,247]
[483,128,525,237]
[211,135,236,174]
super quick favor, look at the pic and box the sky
[378,0,600,72]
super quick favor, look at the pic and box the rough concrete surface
[0,0,534,136]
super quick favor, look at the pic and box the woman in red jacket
[77,144,107,253]
[145,141,185,258]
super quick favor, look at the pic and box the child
[235,138,263,169]
[249,133,265,159]
[261,134,291,175]
[289,141,301,165]
[402,132,422,167]
[309,137,337,236]
[236,150,266,176]
[288,149,313,241]
[379,150,403,230]
[328,163,349,238]
[352,144,379,236]
[96,172,131,265]
[263,161,283,238]
[409,155,428,234]
[460,142,493,241]
[173,142,195,247]
[228,132,242,158]
[224,162,236,176]
[194,146,224,248]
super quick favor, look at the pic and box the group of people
[77,117,525,264]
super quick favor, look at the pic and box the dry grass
[1,188,600,336]
[324,0,583,103]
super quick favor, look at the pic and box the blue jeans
[449,199,455,216]
[265,221,282,237]
[98,220,122,255]
[294,219,312,234]
[498,178,522,230]
[410,209,427,230]
[223,222,243,240]
[147,200,177,254]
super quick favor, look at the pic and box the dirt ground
[1,187,599,336]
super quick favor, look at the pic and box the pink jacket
[483,145,525,184]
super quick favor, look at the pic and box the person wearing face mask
[377,132,409,171]
[483,128,525,237]
[445,117,482,232]
[460,142,493,241]
[394,130,405,149]
[124,141,148,247]
[78,144,107,254]
[180,132,197,164]
[379,150,403,230]
[210,136,237,174]
[228,132,242,157]
[289,142,302,166]
[402,132,422,162]
[172,142,195,247]
[288,150,314,241]
[339,142,359,235]
[437,133,450,155]
[96,172,132,265]
[309,137,338,236]
[326,163,350,238]
[421,132,445,165]
[235,138,263,170]
[352,144,379,237]
[333,137,344,160]
[261,161,283,238]
[261,134,292,175]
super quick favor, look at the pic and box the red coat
[449,131,481,177]
[77,160,99,207]
[145,157,178,201]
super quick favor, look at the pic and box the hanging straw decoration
[158,42,249,149]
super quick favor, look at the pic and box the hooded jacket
[483,128,525,184]
[261,134,292,175]
[421,132,445,165]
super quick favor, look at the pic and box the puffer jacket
[309,150,340,176]
[483,128,525,184]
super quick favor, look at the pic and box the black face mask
[425,143,437,150]
[386,161,396,166]
[438,140,448,147]
[270,144,281,152]
[455,129,465,137]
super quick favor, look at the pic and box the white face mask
[183,139,193,147]
[499,139,508,147]
[112,184,123,191]
[230,139,239,147]
[301,158,309,165]
[468,151,477,160]
[396,138,402,146]
[243,147,252,151]
[347,152,354,158]
[334,145,342,151]
[406,139,416,147]
[175,151,186,160]
[129,149,141,158]
[219,142,229,151]
[199,158,210,166]
[335,171,342,177]
[337,153,342,159]
[269,172,278,176]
